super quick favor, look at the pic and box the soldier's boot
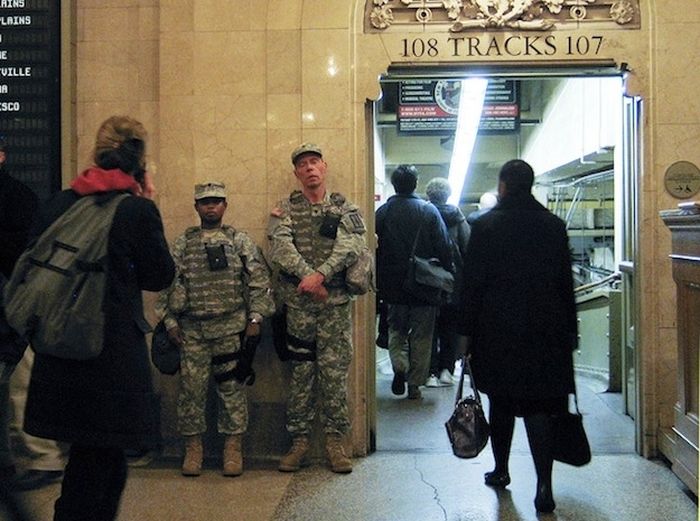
[223,435,243,477]
[278,437,309,472]
[325,434,352,474]
[181,435,203,477]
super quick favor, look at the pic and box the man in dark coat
[375,165,453,400]
[461,159,577,514]
[22,116,175,521]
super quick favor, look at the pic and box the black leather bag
[552,395,591,466]
[404,204,454,305]
[150,320,181,375]
[445,355,490,459]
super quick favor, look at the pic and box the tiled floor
[5,358,697,521]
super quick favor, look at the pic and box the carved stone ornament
[366,0,640,32]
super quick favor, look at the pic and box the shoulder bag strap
[409,202,429,258]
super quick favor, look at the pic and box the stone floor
[4,358,697,521]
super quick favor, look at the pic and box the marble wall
[65,0,699,458]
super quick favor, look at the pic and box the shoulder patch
[346,211,366,233]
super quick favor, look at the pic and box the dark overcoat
[461,192,577,400]
[23,189,175,450]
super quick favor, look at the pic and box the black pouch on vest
[319,213,341,239]
[205,244,228,271]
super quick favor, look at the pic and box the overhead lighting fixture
[447,78,488,205]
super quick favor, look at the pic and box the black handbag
[445,355,490,459]
[552,392,591,466]
[150,320,181,375]
[404,204,454,305]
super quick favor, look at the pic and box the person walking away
[461,159,578,513]
[156,181,274,477]
[466,191,497,225]
[375,165,454,400]
[268,143,367,474]
[424,177,470,387]
[20,116,175,521]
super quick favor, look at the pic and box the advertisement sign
[398,79,519,134]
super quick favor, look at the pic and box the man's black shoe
[12,470,63,491]
[391,372,406,395]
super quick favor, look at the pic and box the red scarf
[70,167,140,195]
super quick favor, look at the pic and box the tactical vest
[180,225,245,319]
[287,191,347,287]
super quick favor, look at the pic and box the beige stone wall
[72,1,160,184]
[648,0,700,452]
[64,0,697,458]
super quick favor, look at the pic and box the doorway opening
[371,68,640,456]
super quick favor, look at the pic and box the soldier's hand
[311,285,329,303]
[167,325,185,348]
[298,272,325,295]
[245,322,261,338]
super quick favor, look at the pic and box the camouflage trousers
[286,299,353,437]
[177,325,248,436]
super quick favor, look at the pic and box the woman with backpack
[19,116,175,521]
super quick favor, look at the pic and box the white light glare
[447,78,488,206]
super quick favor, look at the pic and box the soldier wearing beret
[156,181,274,477]
[268,143,367,474]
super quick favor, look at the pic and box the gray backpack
[3,193,128,360]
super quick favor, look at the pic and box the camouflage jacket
[267,190,366,306]
[156,225,274,337]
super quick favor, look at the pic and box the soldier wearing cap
[156,181,274,477]
[268,143,367,474]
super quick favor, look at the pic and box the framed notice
[398,79,519,134]
[0,0,61,200]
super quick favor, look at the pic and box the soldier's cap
[0,134,7,152]
[291,142,323,165]
[194,181,226,200]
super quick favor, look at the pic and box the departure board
[0,0,61,200]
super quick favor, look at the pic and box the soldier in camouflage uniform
[156,181,274,477]
[268,143,367,474]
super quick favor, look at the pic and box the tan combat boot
[223,435,243,477]
[181,435,203,477]
[278,437,309,472]
[326,434,352,474]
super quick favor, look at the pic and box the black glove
[231,334,261,386]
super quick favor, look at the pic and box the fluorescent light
[447,79,488,205]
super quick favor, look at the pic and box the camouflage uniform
[268,190,366,436]
[157,225,274,436]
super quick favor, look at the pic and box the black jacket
[433,202,470,309]
[375,193,453,305]
[24,189,175,449]
[0,169,39,364]
[461,192,577,400]
[0,168,38,278]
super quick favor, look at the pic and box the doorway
[371,69,639,456]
